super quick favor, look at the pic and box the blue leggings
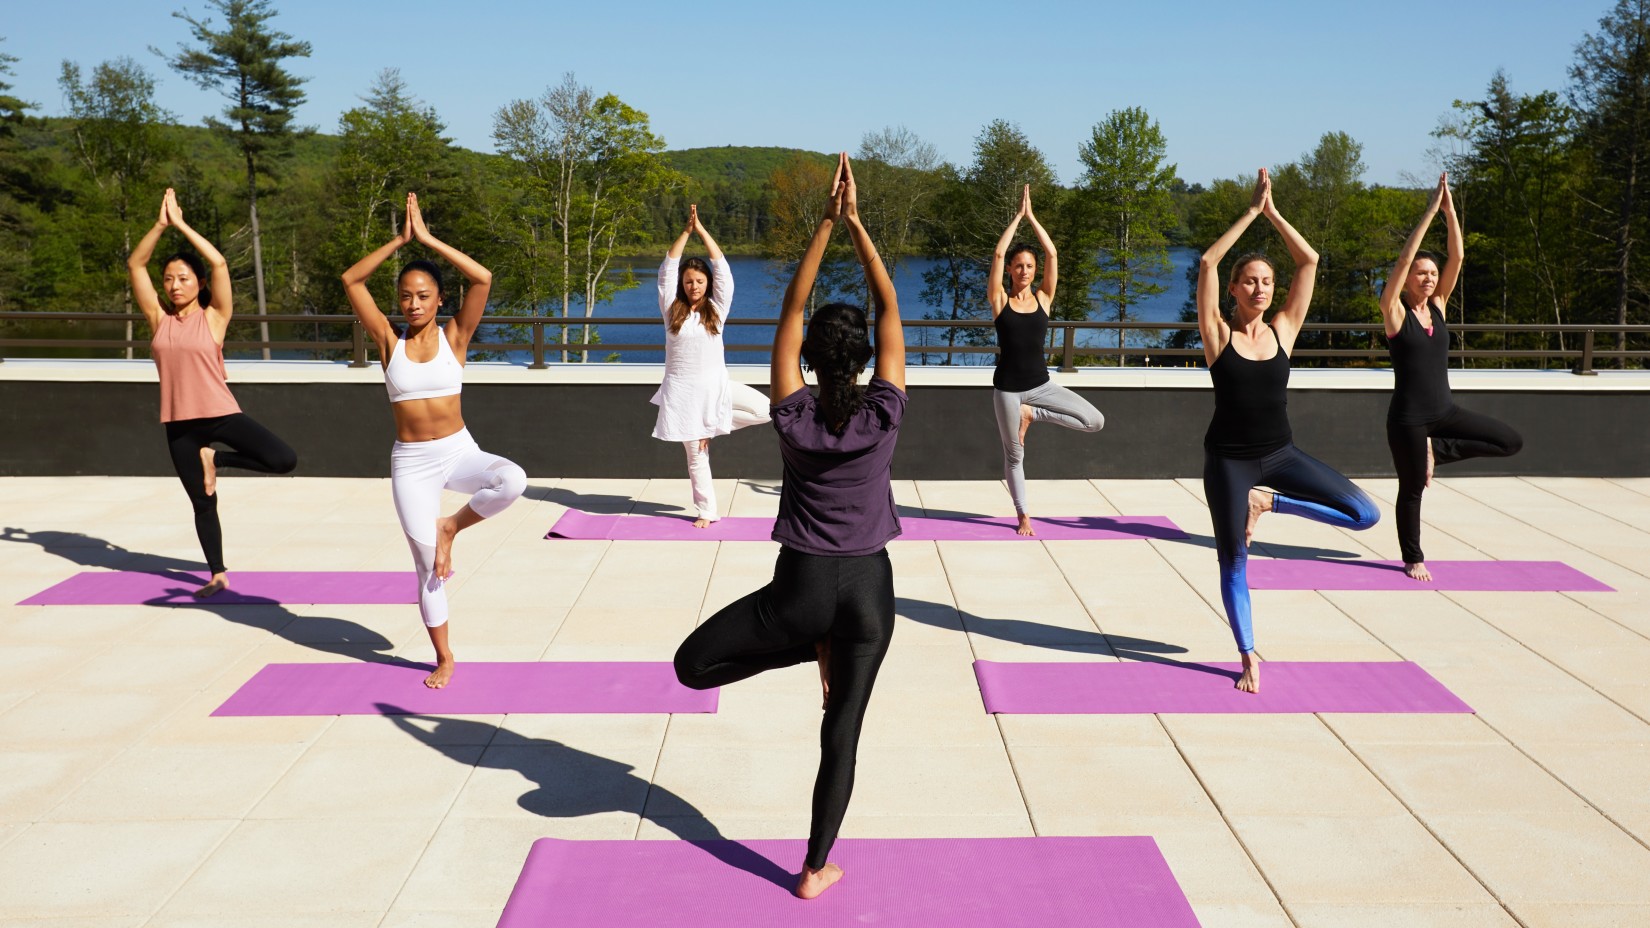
[1203,444,1379,653]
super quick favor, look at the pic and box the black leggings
[164,413,297,574]
[1386,405,1522,564]
[674,546,895,871]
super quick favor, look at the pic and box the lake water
[495,248,1198,365]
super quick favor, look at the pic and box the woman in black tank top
[987,185,1105,535]
[1197,169,1379,694]
[1381,174,1522,582]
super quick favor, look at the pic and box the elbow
[1198,255,1219,273]
[471,270,493,287]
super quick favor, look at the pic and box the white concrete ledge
[3,357,1647,391]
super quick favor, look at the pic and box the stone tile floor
[0,474,1647,926]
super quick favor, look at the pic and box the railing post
[349,321,369,368]
[530,321,548,370]
[1576,328,1597,376]
[1059,324,1077,372]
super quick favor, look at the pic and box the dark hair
[398,259,445,298]
[1004,242,1038,267]
[801,302,875,434]
[1410,250,1444,272]
[668,256,719,336]
[159,252,212,314]
[1227,252,1276,286]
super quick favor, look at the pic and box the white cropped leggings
[683,381,771,522]
[992,381,1105,515]
[390,428,526,628]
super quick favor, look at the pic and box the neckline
[397,327,449,365]
[1004,292,1044,315]
[1221,324,1282,363]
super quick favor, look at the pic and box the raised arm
[987,191,1026,317]
[1381,173,1446,335]
[1434,177,1464,316]
[696,207,734,319]
[1197,170,1268,365]
[163,188,233,338]
[1022,187,1058,304]
[126,193,170,332]
[841,156,903,392]
[1262,184,1319,353]
[772,155,844,402]
[341,211,409,359]
[406,193,491,352]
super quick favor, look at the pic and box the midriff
[391,396,466,443]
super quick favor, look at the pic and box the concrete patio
[1,473,1647,926]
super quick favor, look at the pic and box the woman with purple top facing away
[1381,173,1521,582]
[674,153,905,901]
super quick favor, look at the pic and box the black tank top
[1386,300,1453,425]
[993,293,1051,392]
[1204,325,1293,458]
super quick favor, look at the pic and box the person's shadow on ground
[3,525,402,663]
[378,706,795,891]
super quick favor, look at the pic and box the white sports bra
[385,327,463,403]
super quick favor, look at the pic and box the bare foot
[1244,489,1273,547]
[424,658,455,689]
[1404,561,1433,582]
[815,640,832,709]
[1236,651,1260,694]
[693,517,712,529]
[795,863,843,900]
[1425,439,1435,488]
[1015,514,1036,537]
[1018,404,1034,445]
[200,446,218,497]
[193,572,229,599]
[433,515,459,580]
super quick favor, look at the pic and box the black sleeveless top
[993,293,1051,392]
[1204,325,1293,459]
[1386,300,1453,425]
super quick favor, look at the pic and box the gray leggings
[993,382,1105,514]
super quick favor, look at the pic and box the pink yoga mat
[546,509,1186,542]
[1244,559,1611,592]
[211,661,716,716]
[974,660,1473,714]
[18,570,418,606]
[497,836,1199,928]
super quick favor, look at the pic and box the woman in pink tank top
[127,188,297,598]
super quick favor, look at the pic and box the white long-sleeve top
[650,255,738,441]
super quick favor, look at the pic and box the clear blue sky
[3,0,1612,186]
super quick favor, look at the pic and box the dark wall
[2,380,1643,478]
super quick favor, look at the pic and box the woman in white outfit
[342,192,526,689]
[654,204,771,527]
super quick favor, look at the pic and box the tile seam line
[138,714,343,926]
[1157,716,1302,928]
[1316,589,1650,857]
[1604,476,1650,501]
[374,722,502,926]
[1314,710,1533,928]
[1515,475,1650,537]
[1445,479,1650,583]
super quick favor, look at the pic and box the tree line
[1,0,1647,367]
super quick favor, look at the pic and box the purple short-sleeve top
[770,377,906,557]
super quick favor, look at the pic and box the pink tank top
[151,310,241,422]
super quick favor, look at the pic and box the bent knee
[672,652,712,690]
[1351,496,1381,531]
[272,448,298,475]
[494,463,528,500]
[1082,410,1105,432]
[1503,433,1525,457]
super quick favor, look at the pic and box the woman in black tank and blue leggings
[674,154,904,901]
[989,185,1104,535]
[1197,169,1379,693]
[1383,174,1522,582]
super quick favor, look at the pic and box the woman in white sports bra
[343,192,526,689]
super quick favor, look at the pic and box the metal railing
[3,312,1648,375]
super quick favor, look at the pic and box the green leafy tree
[1570,0,1650,363]
[1075,107,1179,363]
[0,38,37,312]
[157,0,311,358]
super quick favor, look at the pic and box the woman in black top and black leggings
[988,185,1104,535]
[1382,173,1522,582]
[1198,169,1379,693]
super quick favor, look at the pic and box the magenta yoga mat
[211,661,717,716]
[1244,559,1612,592]
[973,660,1473,714]
[546,509,1187,542]
[17,570,418,606]
[497,836,1200,928]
